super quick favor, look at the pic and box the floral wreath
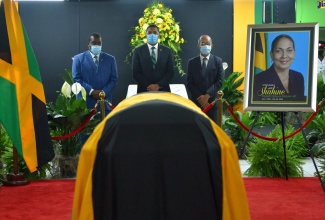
[125,0,185,76]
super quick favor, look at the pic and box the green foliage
[47,70,100,157]
[1,145,50,181]
[1,124,50,181]
[223,111,256,147]
[0,124,12,156]
[125,0,185,75]
[47,93,99,156]
[220,72,244,112]
[255,111,278,125]
[244,124,305,177]
[307,112,325,142]
[222,111,277,154]
[311,142,325,183]
[61,68,74,85]
[316,74,325,114]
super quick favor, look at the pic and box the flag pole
[2,146,29,186]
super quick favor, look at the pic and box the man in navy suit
[72,32,118,116]
[187,35,224,123]
[132,24,174,94]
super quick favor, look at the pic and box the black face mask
[319,50,324,56]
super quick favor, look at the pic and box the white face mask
[90,45,102,55]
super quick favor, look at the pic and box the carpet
[0,178,324,220]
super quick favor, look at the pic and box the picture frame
[243,23,319,112]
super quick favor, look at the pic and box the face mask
[147,34,158,44]
[90,45,102,55]
[319,50,324,56]
[200,45,211,55]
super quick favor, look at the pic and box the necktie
[201,57,207,77]
[94,55,99,66]
[151,47,156,69]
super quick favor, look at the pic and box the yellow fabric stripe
[73,93,249,219]
[0,60,14,83]
[72,93,209,220]
[254,33,266,71]
[233,0,255,112]
[30,76,46,103]
[210,122,250,219]
[4,0,37,171]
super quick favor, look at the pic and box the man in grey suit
[187,35,224,123]
[132,24,174,94]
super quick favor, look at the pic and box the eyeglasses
[200,42,211,46]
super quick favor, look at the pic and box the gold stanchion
[99,90,106,121]
[217,91,224,127]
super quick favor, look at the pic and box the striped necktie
[94,55,99,66]
[151,47,156,69]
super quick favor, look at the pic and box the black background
[1,0,297,105]
[17,0,233,105]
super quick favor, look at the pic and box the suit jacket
[187,54,224,105]
[253,64,305,102]
[72,50,118,113]
[132,44,174,93]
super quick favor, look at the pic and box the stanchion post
[99,90,106,121]
[217,91,224,127]
[2,146,29,186]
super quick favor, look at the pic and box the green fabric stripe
[22,23,42,83]
[255,0,273,24]
[254,67,264,75]
[0,77,22,154]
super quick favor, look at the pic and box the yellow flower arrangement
[126,0,186,75]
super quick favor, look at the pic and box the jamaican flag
[0,0,54,172]
[72,92,250,220]
[254,32,267,75]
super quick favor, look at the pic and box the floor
[239,157,321,177]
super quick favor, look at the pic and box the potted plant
[244,124,306,177]
[47,69,99,178]
[0,124,50,181]
[219,72,244,112]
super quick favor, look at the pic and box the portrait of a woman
[253,34,306,102]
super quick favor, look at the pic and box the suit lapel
[142,45,153,69]
[155,44,163,68]
[206,55,213,71]
[86,51,99,72]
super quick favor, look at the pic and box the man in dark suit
[132,24,174,94]
[187,35,224,123]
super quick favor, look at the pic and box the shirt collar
[147,43,158,50]
[89,50,100,58]
[200,54,210,62]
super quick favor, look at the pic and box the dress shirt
[147,43,158,61]
[200,54,210,66]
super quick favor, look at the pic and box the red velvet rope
[226,102,322,141]
[106,100,115,109]
[51,107,97,141]
[50,99,116,141]
[202,101,216,113]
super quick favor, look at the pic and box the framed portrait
[243,23,319,112]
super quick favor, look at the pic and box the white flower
[61,82,71,98]
[223,62,228,70]
[71,82,82,95]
